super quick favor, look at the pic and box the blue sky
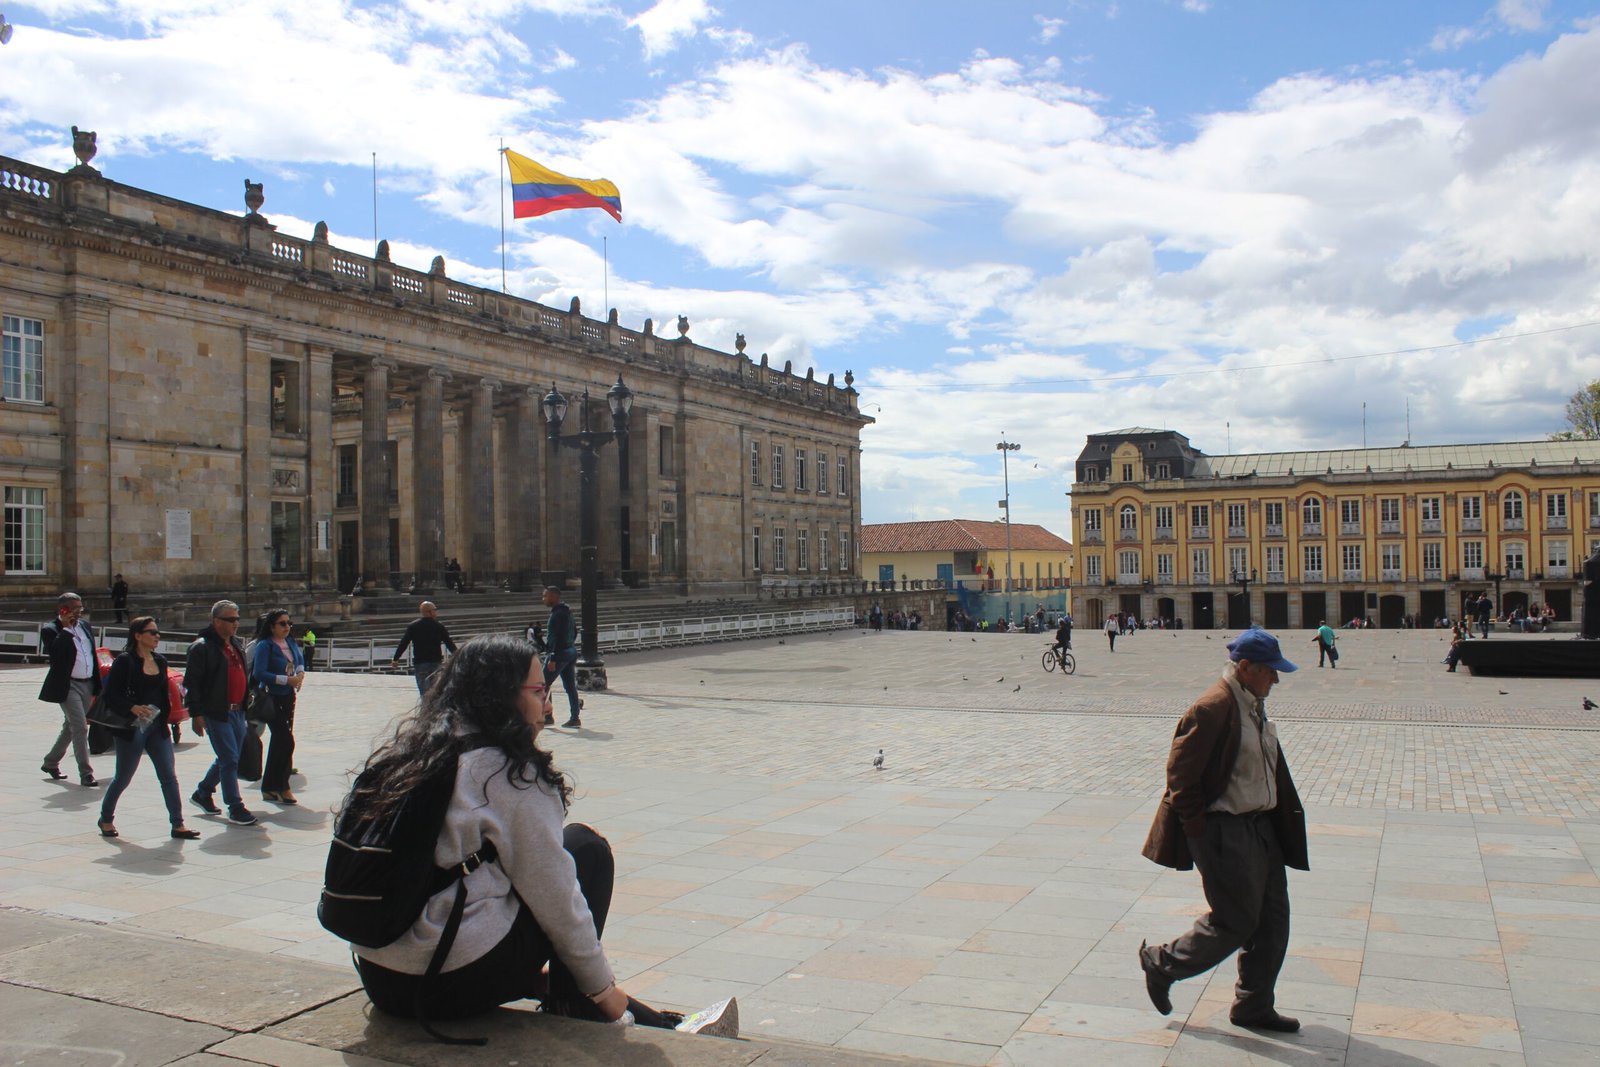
[3,0,1599,534]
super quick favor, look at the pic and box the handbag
[245,685,277,725]
[238,726,264,782]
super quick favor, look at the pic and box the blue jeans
[101,722,184,826]
[414,661,441,697]
[544,649,580,718]
[195,709,248,808]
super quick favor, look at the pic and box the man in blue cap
[1136,626,1309,1034]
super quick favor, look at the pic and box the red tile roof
[862,519,1073,554]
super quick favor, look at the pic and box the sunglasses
[139,629,161,637]
[217,616,241,623]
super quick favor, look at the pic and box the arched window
[1119,504,1138,536]
[1302,497,1322,525]
[1503,490,1524,521]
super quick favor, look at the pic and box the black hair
[122,615,157,655]
[348,634,571,820]
[254,608,290,643]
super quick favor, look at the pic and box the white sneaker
[675,997,738,1039]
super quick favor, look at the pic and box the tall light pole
[997,436,1020,623]
[543,374,632,690]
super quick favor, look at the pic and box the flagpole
[498,141,507,294]
[371,152,378,257]
[603,236,608,314]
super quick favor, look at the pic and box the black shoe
[227,805,259,826]
[1138,941,1172,1015]
[191,791,222,815]
[80,775,101,788]
[562,718,581,728]
[1231,1011,1300,1033]
[42,764,66,781]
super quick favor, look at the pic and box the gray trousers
[1146,811,1290,1020]
[44,678,95,775]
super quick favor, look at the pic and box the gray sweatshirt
[353,747,614,996]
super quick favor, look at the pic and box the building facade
[861,519,1073,591]
[0,141,868,598]
[1070,427,1600,630]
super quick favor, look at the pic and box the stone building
[0,137,869,598]
[1070,427,1600,630]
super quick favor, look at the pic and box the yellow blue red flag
[504,149,621,222]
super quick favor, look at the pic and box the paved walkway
[2,628,1596,1065]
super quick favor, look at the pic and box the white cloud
[1036,15,1064,42]
[1496,0,1547,31]
[628,0,716,58]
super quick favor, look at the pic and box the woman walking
[95,617,201,840]
[251,609,305,805]
[342,635,732,1033]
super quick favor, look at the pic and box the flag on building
[504,149,621,222]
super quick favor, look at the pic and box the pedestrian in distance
[392,601,458,697]
[186,600,259,826]
[251,609,306,805]
[110,573,130,624]
[1137,627,1309,1034]
[1105,613,1118,652]
[1312,620,1337,668]
[39,592,101,787]
[533,587,582,728]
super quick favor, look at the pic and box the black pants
[1146,812,1291,1020]
[261,691,297,793]
[356,824,620,1021]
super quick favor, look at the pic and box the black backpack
[320,738,497,1045]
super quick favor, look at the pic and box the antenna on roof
[1404,398,1411,447]
[1226,421,1231,453]
[1362,402,1367,448]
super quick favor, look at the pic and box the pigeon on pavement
[872,749,885,769]
[1584,697,1597,710]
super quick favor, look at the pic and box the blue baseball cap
[1226,627,1297,672]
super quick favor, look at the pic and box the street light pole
[543,375,633,690]
[997,437,1020,623]
[1231,567,1258,627]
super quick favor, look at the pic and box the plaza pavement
[2,626,1597,1066]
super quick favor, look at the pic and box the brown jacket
[1141,678,1309,872]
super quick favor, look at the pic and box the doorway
[1503,590,1530,617]
[1156,597,1176,627]
[1419,590,1446,627]
[659,521,678,578]
[1545,588,1571,621]
[1340,591,1366,626]
[337,521,359,593]
[1379,594,1407,628]
[1190,592,1214,630]
[1264,592,1289,630]
[1300,592,1327,629]
[1226,591,1251,629]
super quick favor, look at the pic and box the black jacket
[38,619,101,704]
[186,625,246,719]
[96,651,171,733]
[393,617,456,664]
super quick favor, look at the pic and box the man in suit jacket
[38,592,102,786]
[1137,627,1308,1034]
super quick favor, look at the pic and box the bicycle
[1041,646,1076,675]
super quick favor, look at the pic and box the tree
[1551,379,1600,441]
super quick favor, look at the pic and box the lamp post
[1230,567,1258,627]
[997,437,1020,623]
[543,374,632,690]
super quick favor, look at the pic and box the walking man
[39,592,101,787]
[533,585,582,728]
[391,601,457,696]
[186,600,258,826]
[110,573,129,623]
[1475,592,1494,640]
[1137,627,1308,1033]
[1104,613,1118,652]
[1313,619,1337,668]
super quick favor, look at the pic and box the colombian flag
[505,149,622,222]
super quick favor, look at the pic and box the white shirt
[70,622,95,679]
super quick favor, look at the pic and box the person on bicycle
[1052,615,1073,661]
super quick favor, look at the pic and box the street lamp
[543,374,633,689]
[1230,567,1258,627]
[997,437,1020,623]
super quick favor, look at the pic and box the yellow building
[861,519,1073,593]
[1070,428,1600,630]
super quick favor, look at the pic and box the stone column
[242,328,276,591]
[413,369,449,587]
[59,294,112,589]
[360,357,395,590]
[509,386,541,584]
[306,345,335,589]
[460,377,499,582]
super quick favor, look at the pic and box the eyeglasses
[217,616,241,623]
[138,629,160,637]
[276,620,293,627]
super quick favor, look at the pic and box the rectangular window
[817,452,828,494]
[1154,505,1174,533]
[3,486,46,573]
[798,528,809,570]
[1190,547,1210,579]
[1226,503,1246,532]
[1462,541,1484,569]
[772,444,785,488]
[1420,497,1441,521]
[819,528,830,571]
[1340,499,1361,531]
[336,444,358,507]
[1081,466,1101,482]
[2,315,44,403]
[795,448,808,491]
[752,526,762,570]
[1504,543,1525,573]
[1547,492,1567,523]
[1462,495,1481,520]
[1085,555,1102,579]
[839,530,850,572]
[1118,550,1140,577]
[1380,497,1401,532]
[1264,501,1284,530]
[774,527,786,571]
[750,441,762,485]
[1591,492,1600,525]
[1190,504,1210,535]
[1083,509,1103,535]
[658,426,674,476]
[270,501,303,573]
[1157,553,1173,579]
[270,359,303,434]
[1303,544,1323,575]
[1422,542,1442,573]
[1121,463,1134,481]
[1228,547,1248,577]
[1548,539,1568,570]
[1341,543,1362,574]
[1265,545,1285,577]
[1381,543,1402,577]
[837,456,848,496]
[1155,462,1170,479]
